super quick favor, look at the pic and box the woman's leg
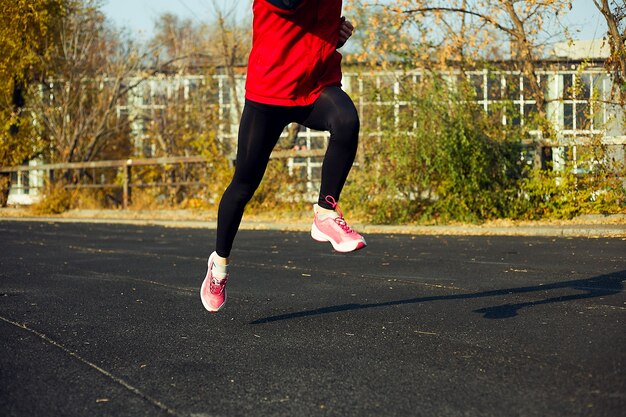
[202,101,291,312]
[298,86,360,210]
[215,101,290,258]
[299,87,366,252]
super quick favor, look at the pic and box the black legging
[216,86,359,258]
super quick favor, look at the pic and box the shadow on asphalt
[251,270,625,324]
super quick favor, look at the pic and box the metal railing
[1,149,325,208]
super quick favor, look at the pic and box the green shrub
[343,73,525,224]
[514,142,626,219]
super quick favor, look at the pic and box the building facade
[7,59,625,204]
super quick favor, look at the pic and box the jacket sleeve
[263,0,306,14]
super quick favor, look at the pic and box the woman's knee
[224,180,259,206]
[329,107,360,142]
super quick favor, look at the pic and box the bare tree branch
[592,0,626,104]
[400,7,517,37]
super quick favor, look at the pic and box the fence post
[122,161,132,209]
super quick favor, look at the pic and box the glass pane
[577,74,592,99]
[507,102,522,126]
[524,103,538,129]
[487,73,502,100]
[358,75,381,101]
[593,75,609,101]
[377,74,399,99]
[522,75,535,100]
[488,106,503,124]
[22,171,29,194]
[563,103,574,129]
[504,73,521,99]
[377,106,397,130]
[576,103,589,130]
[539,74,550,98]
[563,74,574,100]
[309,135,327,150]
[293,166,307,180]
[593,101,605,129]
[360,102,379,133]
[470,74,484,99]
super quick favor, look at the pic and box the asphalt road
[1,220,625,417]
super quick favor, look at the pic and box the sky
[101,0,608,42]
[101,0,252,40]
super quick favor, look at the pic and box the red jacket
[245,0,343,106]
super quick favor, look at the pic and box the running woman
[200,0,366,312]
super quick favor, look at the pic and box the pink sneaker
[311,196,366,253]
[200,252,228,312]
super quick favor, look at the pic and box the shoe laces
[210,275,227,294]
[324,195,355,234]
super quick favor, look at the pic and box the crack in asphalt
[0,315,183,417]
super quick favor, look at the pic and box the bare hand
[337,17,354,49]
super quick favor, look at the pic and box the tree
[148,3,251,111]
[347,0,571,119]
[593,0,626,104]
[0,0,67,205]
[208,1,251,116]
[148,13,214,71]
[32,0,142,168]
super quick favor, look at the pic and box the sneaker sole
[200,254,227,312]
[311,222,367,253]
